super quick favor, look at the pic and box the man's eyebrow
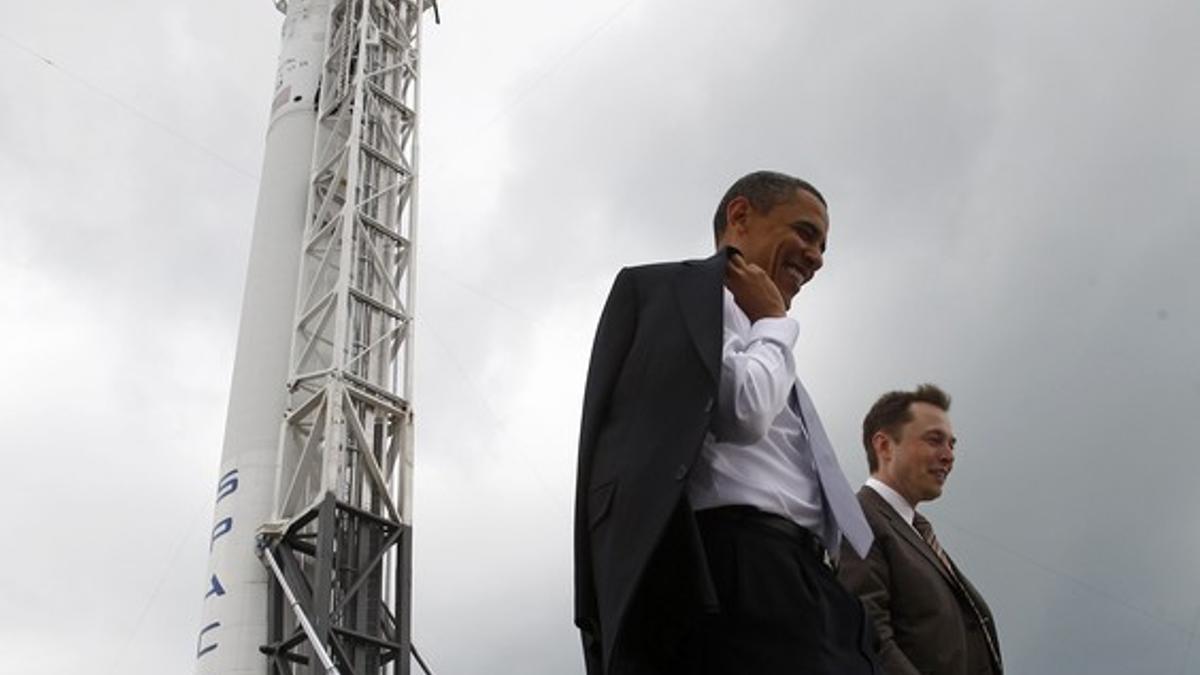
[792,220,828,252]
[791,220,825,236]
[926,430,958,447]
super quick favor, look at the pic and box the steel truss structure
[259,1,430,672]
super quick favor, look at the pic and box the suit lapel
[861,488,961,589]
[674,249,728,384]
[946,555,1003,669]
[861,488,1002,671]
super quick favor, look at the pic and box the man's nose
[805,246,823,271]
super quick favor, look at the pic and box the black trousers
[612,506,881,675]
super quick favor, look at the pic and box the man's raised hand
[725,252,786,322]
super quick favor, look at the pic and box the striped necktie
[912,511,1002,668]
[912,512,954,574]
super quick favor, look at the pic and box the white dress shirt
[865,477,917,532]
[687,289,826,536]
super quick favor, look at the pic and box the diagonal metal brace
[259,542,344,675]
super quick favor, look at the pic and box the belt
[696,505,833,569]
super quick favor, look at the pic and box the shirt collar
[865,477,916,528]
[721,287,802,333]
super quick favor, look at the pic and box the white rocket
[196,2,331,673]
[197,0,429,671]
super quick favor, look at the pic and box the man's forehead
[909,403,951,428]
[786,188,829,225]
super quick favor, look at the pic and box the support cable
[411,643,435,675]
[0,31,257,180]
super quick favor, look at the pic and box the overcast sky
[1,0,1198,673]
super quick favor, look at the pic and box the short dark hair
[712,170,827,242]
[862,384,951,472]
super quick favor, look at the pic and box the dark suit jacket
[839,487,1002,675]
[574,250,730,675]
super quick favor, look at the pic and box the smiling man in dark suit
[838,385,1002,675]
[574,170,879,675]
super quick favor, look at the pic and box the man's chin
[773,282,798,309]
[785,289,801,310]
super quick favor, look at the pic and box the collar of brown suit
[860,487,1003,669]
[859,485,963,590]
[855,486,1003,672]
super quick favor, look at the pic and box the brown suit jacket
[839,486,1002,675]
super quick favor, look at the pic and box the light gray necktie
[792,382,874,559]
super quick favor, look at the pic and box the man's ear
[725,195,752,237]
[872,431,893,466]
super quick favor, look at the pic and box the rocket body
[196,2,330,672]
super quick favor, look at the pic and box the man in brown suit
[838,385,1002,675]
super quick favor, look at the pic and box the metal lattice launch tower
[197,1,432,672]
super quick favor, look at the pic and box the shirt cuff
[748,316,799,349]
